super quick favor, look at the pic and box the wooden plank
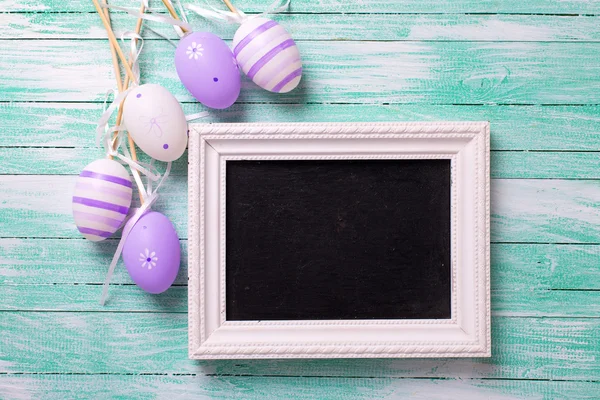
[3,41,600,105]
[1,284,188,312]
[491,151,600,179]
[5,13,600,42]
[493,244,600,290]
[3,148,600,179]
[5,0,600,14]
[3,103,600,151]
[0,148,180,176]
[2,242,600,315]
[491,179,600,243]
[1,313,598,380]
[492,289,600,317]
[3,275,599,317]
[2,176,600,243]
[5,241,598,289]
[0,239,188,285]
[0,374,598,399]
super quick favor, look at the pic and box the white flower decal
[139,248,158,270]
[186,42,203,60]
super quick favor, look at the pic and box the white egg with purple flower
[122,84,188,162]
[233,17,302,93]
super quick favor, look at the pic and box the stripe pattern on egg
[233,17,302,93]
[72,158,133,242]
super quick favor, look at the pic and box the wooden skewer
[222,0,236,13]
[102,0,146,204]
[113,2,145,150]
[119,4,147,204]
[103,1,123,93]
[115,4,146,203]
[102,0,123,157]
[91,0,138,83]
[119,3,146,96]
[161,0,189,32]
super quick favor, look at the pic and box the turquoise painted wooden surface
[1,0,600,398]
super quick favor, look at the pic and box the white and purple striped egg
[232,17,302,93]
[72,158,133,242]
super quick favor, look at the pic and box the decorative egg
[122,211,181,294]
[72,158,133,242]
[232,17,302,93]
[175,31,241,109]
[122,84,188,162]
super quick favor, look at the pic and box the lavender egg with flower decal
[122,211,181,294]
[72,158,132,242]
[122,84,187,162]
[233,17,302,93]
[175,31,241,109]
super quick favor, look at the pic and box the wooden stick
[103,0,123,94]
[120,3,145,95]
[102,0,123,158]
[119,4,147,204]
[101,0,122,158]
[161,0,189,32]
[114,2,146,201]
[91,0,138,83]
[102,0,146,204]
[222,0,236,13]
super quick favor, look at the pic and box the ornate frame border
[188,122,490,359]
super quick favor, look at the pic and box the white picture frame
[188,122,490,360]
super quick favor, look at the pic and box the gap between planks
[0,372,598,383]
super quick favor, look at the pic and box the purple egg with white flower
[122,211,181,294]
[72,158,133,242]
[233,17,302,93]
[175,31,241,109]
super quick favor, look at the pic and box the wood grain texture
[4,0,600,14]
[3,41,600,104]
[4,148,600,179]
[1,375,599,400]
[3,283,599,317]
[4,241,598,289]
[6,13,600,42]
[1,313,599,381]
[2,245,600,317]
[4,103,600,151]
[2,0,599,396]
[3,176,600,243]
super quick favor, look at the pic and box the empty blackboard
[225,159,451,321]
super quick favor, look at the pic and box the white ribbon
[144,25,179,48]
[173,0,189,23]
[100,1,192,33]
[120,31,144,83]
[185,0,290,25]
[99,156,174,305]
[186,111,210,121]
[96,89,130,150]
[99,193,157,305]
[96,90,162,183]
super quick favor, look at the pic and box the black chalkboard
[225,159,451,321]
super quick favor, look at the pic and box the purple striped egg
[72,159,133,242]
[233,17,302,93]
